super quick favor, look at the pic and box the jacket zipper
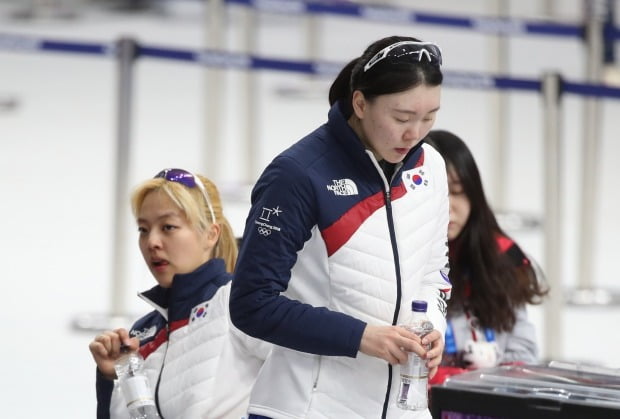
[153,324,170,419]
[382,187,404,419]
[367,152,404,419]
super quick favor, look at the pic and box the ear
[351,90,366,119]
[203,223,221,250]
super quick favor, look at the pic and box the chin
[389,155,406,163]
[154,276,173,288]
[447,228,460,242]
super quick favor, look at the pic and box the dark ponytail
[328,58,359,117]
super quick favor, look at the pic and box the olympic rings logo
[257,227,271,236]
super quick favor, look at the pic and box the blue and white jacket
[96,259,270,419]
[230,102,452,419]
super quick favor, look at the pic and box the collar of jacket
[139,258,231,322]
[329,101,424,180]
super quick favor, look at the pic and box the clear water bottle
[397,300,434,410]
[114,347,161,419]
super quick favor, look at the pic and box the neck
[347,115,378,159]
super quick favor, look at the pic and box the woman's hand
[359,324,444,377]
[423,329,444,378]
[359,324,424,364]
[88,328,139,380]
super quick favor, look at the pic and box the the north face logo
[326,179,358,196]
[130,326,157,341]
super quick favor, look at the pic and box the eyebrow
[137,211,181,224]
[394,106,441,115]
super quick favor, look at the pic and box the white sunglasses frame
[192,174,217,225]
[363,40,442,73]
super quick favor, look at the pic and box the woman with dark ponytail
[231,36,451,419]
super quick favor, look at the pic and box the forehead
[375,84,441,112]
[139,191,183,218]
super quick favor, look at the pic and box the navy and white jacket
[96,259,270,419]
[230,102,452,419]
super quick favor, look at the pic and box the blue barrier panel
[495,76,542,92]
[564,80,620,99]
[3,32,620,100]
[442,71,542,92]
[225,0,588,38]
[0,32,113,55]
[139,45,195,62]
[40,39,112,55]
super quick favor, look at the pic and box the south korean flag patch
[190,302,209,324]
[403,166,429,191]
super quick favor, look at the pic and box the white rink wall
[1,1,620,417]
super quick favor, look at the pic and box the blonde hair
[131,173,238,272]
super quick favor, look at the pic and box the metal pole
[541,72,563,361]
[205,0,225,181]
[241,5,258,184]
[305,12,319,62]
[488,0,510,211]
[576,0,605,290]
[110,37,138,317]
[70,37,138,333]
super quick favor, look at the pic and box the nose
[145,231,162,250]
[403,122,421,143]
[448,196,457,217]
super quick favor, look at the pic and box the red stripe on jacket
[321,153,424,256]
[138,318,189,359]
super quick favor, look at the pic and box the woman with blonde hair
[89,168,269,419]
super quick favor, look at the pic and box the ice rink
[1,0,620,417]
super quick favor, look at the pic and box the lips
[151,258,169,271]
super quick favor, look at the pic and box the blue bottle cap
[411,300,428,312]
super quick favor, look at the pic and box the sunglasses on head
[154,168,216,224]
[363,40,442,73]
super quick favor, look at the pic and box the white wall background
[1,0,619,417]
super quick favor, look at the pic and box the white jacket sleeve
[206,289,273,419]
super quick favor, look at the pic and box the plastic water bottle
[114,347,161,419]
[397,300,434,410]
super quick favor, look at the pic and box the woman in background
[425,130,548,384]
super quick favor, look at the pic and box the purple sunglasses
[154,168,216,224]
